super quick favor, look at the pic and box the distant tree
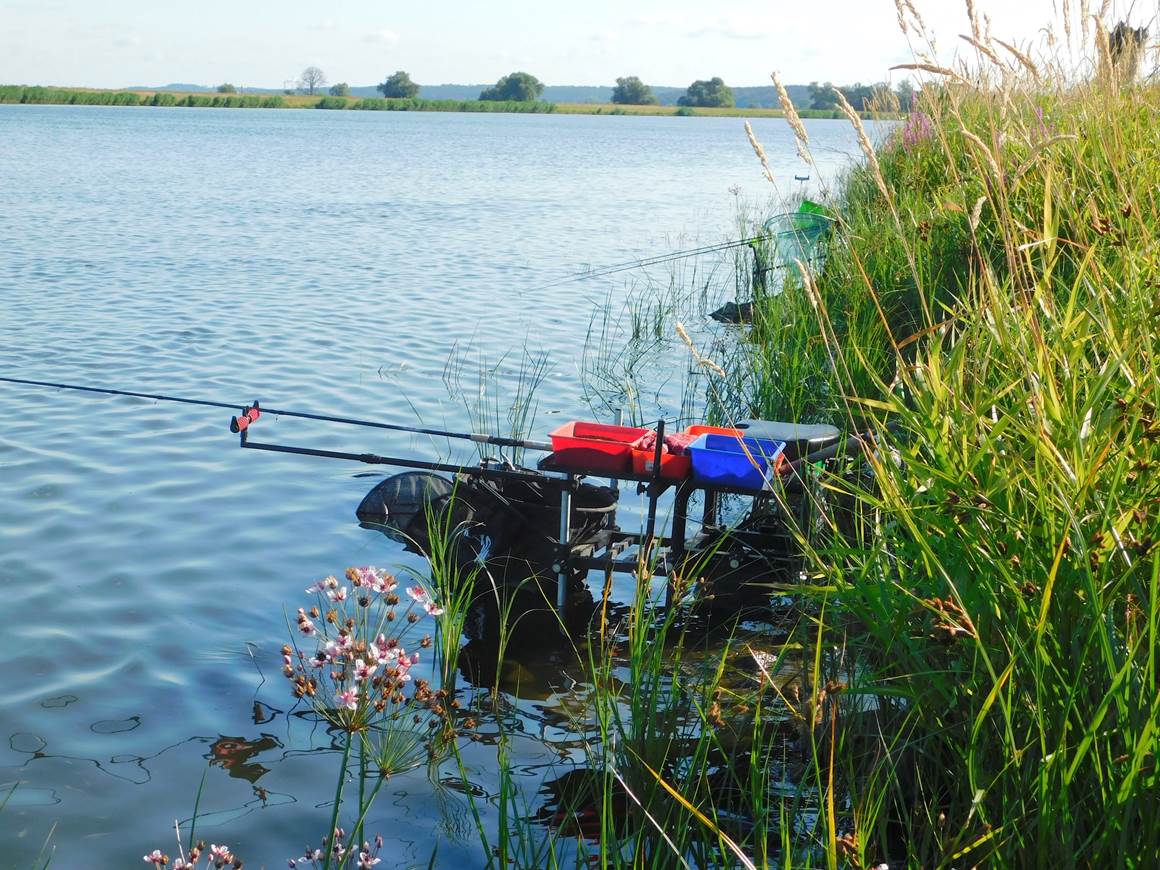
[837,83,873,111]
[329,82,350,97]
[377,70,419,99]
[807,81,838,110]
[611,76,657,105]
[298,66,327,95]
[479,71,545,102]
[807,80,898,112]
[216,83,237,94]
[895,80,915,111]
[677,77,734,108]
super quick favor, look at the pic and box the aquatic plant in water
[288,830,385,868]
[142,840,243,869]
[279,567,452,869]
[285,567,450,755]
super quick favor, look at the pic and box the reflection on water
[0,104,873,865]
[209,734,282,783]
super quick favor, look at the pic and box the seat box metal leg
[556,476,573,613]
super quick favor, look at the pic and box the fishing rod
[238,438,561,484]
[0,375,553,452]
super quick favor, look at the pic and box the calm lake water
[0,105,875,867]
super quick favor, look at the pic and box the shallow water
[0,104,872,866]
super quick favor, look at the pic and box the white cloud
[363,29,400,44]
[309,20,336,32]
[588,30,619,44]
[631,12,689,30]
[686,20,772,40]
[632,12,772,41]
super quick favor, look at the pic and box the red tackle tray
[548,421,652,473]
[683,424,744,439]
[630,447,692,479]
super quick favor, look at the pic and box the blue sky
[0,1,1111,89]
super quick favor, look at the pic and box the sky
[0,0,1145,90]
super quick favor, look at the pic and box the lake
[0,104,875,866]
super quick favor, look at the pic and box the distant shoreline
[0,85,892,120]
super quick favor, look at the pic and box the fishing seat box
[735,419,840,462]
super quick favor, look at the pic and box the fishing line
[524,235,780,293]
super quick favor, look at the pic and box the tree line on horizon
[211,66,914,111]
[384,69,733,107]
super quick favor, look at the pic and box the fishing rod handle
[229,402,261,434]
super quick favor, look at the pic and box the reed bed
[0,86,286,108]
[0,86,550,113]
[352,97,556,113]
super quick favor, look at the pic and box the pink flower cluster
[306,575,348,603]
[900,110,934,154]
[313,631,421,711]
[144,842,239,869]
[288,831,383,868]
[406,584,444,616]
[284,567,443,725]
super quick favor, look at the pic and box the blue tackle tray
[688,433,787,490]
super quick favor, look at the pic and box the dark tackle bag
[356,468,617,584]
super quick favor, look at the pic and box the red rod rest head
[229,404,261,434]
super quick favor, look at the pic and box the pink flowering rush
[406,584,444,615]
[296,608,317,637]
[352,658,378,682]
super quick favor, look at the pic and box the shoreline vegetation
[201,8,1158,868]
[0,84,888,119]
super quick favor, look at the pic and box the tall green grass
[731,9,1160,865]
[534,8,1159,868]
